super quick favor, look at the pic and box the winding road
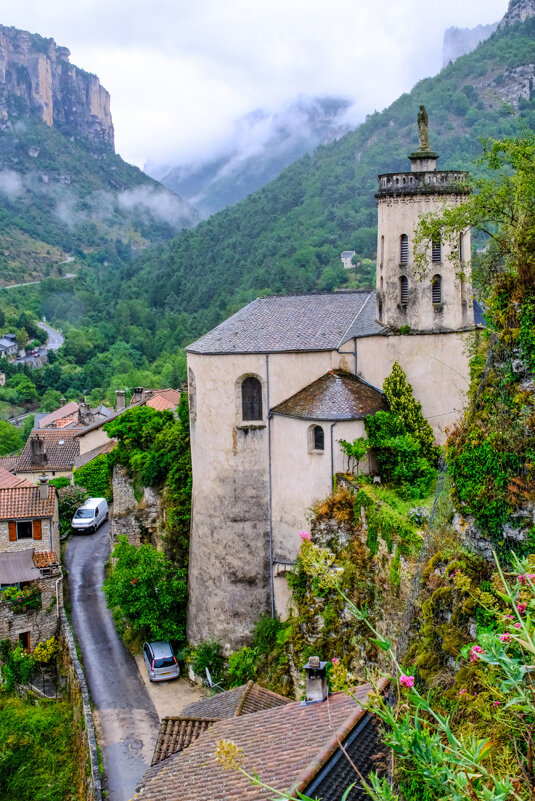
[65,521,159,801]
[37,321,64,351]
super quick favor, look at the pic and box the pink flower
[502,614,514,621]
[517,602,528,614]
[499,633,511,643]
[514,622,521,629]
[493,700,500,707]
[399,674,415,688]
[331,657,340,665]
[518,574,526,585]
[457,688,468,697]
[299,531,311,541]
[469,645,486,663]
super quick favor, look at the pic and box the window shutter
[8,521,16,541]
[432,238,442,263]
[33,519,42,540]
[399,276,408,305]
[241,377,263,421]
[432,275,442,304]
[400,235,409,265]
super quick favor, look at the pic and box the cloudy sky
[2,0,508,168]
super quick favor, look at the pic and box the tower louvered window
[400,234,409,265]
[432,237,442,263]
[432,274,442,304]
[242,377,263,420]
[399,275,408,305]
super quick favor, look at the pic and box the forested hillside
[3,12,535,408]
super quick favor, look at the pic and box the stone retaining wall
[60,610,102,801]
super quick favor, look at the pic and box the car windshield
[154,656,175,668]
[74,509,94,519]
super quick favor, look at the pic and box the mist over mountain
[145,95,356,217]
[0,23,198,286]
[442,22,499,67]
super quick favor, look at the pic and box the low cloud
[0,170,23,198]
[117,185,194,226]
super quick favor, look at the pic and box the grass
[0,692,78,801]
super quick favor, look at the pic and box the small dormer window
[400,234,408,266]
[432,274,442,304]
[432,237,442,263]
[399,275,408,305]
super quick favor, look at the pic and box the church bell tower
[375,107,474,332]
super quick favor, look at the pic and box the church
[185,117,482,651]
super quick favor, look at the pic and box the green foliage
[73,453,112,502]
[356,486,422,559]
[382,362,437,462]
[0,420,23,455]
[0,641,35,689]
[56,484,89,536]
[103,535,187,644]
[189,639,225,683]
[227,647,258,686]
[0,692,77,801]
[338,436,369,473]
[2,584,41,612]
[39,388,63,412]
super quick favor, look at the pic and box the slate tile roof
[32,550,59,568]
[137,688,374,801]
[271,370,388,421]
[0,486,56,519]
[0,456,19,472]
[17,429,80,472]
[180,681,290,720]
[0,468,32,489]
[38,401,79,428]
[186,292,383,355]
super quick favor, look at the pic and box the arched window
[400,234,409,265]
[308,424,324,453]
[313,426,324,451]
[399,275,408,305]
[380,235,384,268]
[432,236,442,263]
[432,274,442,305]
[378,299,383,320]
[241,377,262,420]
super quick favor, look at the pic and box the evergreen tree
[383,361,437,462]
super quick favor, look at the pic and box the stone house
[0,481,62,649]
[186,131,485,649]
[0,333,18,360]
[14,429,80,483]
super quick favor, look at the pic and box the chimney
[134,386,144,403]
[115,390,126,411]
[38,474,49,501]
[30,435,47,465]
[79,402,91,425]
[303,656,328,704]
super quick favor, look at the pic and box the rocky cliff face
[0,25,114,149]
[500,0,535,28]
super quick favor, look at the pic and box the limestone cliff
[442,23,498,68]
[500,0,535,28]
[0,25,114,149]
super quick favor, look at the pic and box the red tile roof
[152,717,218,765]
[38,401,79,428]
[138,688,374,801]
[152,683,291,766]
[17,429,80,472]
[0,468,33,489]
[32,551,58,568]
[0,486,56,519]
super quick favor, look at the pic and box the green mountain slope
[0,24,198,286]
[121,15,535,342]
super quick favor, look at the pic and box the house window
[432,274,442,304]
[399,276,408,305]
[432,237,442,263]
[400,234,409,265]
[18,631,30,651]
[17,521,32,540]
[308,425,325,453]
[8,520,42,541]
[241,377,263,421]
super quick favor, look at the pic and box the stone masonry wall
[0,574,61,648]
[110,464,162,546]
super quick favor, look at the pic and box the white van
[71,497,109,534]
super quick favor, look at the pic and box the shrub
[190,639,225,683]
[74,453,112,501]
[56,484,88,536]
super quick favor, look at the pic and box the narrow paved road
[37,321,64,351]
[65,521,160,801]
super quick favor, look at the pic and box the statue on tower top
[417,105,431,151]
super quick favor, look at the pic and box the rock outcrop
[110,465,162,547]
[0,24,114,149]
[500,0,535,28]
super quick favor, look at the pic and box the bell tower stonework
[375,107,474,332]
